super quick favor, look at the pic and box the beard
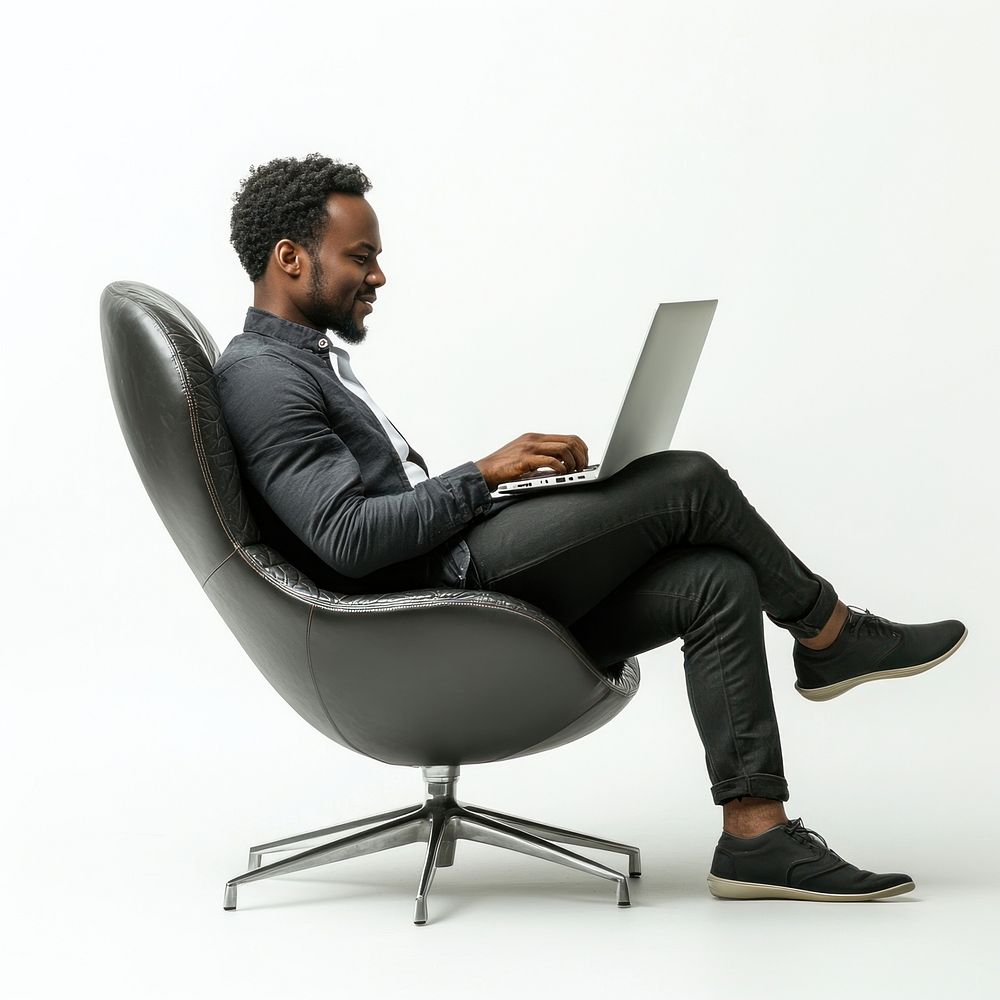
[306,259,368,345]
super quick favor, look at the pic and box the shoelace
[785,819,846,866]
[785,818,842,854]
[844,605,898,641]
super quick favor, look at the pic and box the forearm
[289,459,492,578]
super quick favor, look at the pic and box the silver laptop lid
[595,299,717,480]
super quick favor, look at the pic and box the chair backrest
[101,280,364,744]
[101,280,257,585]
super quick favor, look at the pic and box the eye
[351,255,368,264]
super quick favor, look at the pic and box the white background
[3,1,998,997]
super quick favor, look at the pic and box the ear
[273,239,305,278]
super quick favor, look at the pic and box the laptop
[493,299,718,496]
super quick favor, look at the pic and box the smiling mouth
[357,298,374,310]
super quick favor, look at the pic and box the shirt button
[317,338,329,349]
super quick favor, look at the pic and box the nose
[368,262,386,288]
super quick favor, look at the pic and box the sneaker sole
[795,627,968,702]
[706,873,916,901]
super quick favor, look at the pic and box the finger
[558,443,581,472]
[538,442,577,471]
[531,452,569,474]
[567,437,586,469]
[562,438,585,470]
[553,434,586,470]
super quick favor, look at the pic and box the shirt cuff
[438,460,494,519]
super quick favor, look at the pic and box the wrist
[474,461,495,490]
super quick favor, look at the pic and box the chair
[100,280,642,924]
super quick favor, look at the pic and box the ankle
[722,796,789,838]
[797,600,849,650]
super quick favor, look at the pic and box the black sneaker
[793,605,967,702]
[707,818,915,901]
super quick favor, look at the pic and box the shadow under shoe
[707,818,915,901]
[793,605,967,702]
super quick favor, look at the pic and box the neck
[252,286,321,332]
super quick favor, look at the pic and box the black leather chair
[100,280,642,924]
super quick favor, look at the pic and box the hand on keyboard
[473,432,592,490]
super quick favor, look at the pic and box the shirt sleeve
[216,353,494,578]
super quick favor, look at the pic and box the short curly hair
[230,153,372,282]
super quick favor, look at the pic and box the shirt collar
[243,306,334,356]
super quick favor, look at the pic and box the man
[214,153,968,902]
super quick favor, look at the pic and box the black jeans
[462,450,839,806]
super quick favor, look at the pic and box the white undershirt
[327,345,430,488]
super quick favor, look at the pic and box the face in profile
[302,193,386,345]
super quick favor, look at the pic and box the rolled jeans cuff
[765,572,839,641]
[711,773,790,806]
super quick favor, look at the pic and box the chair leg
[246,804,424,870]
[224,812,428,911]
[435,815,458,869]
[455,811,630,906]
[413,811,449,925]
[462,804,641,877]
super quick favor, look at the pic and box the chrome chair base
[224,765,641,924]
